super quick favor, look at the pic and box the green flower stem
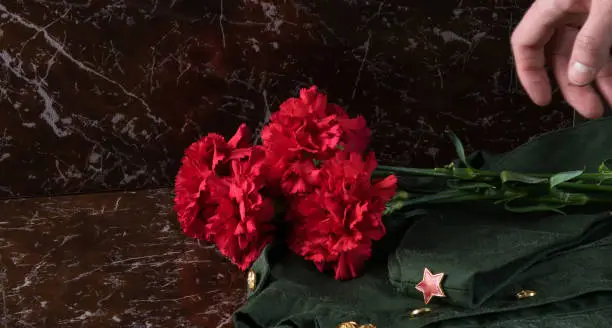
[395,192,612,206]
[375,166,455,177]
[377,164,612,214]
[386,190,612,214]
[558,182,612,193]
[376,165,612,185]
[378,134,612,214]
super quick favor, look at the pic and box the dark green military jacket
[234,117,612,328]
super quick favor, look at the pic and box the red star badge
[415,267,446,304]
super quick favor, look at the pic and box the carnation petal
[245,219,257,233]
[227,123,252,149]
[333,246,370,280]
[373,175,398,200]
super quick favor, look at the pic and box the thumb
[568,4,612,86]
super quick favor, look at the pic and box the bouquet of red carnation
[174,86,397,280]
[175,86,612,280]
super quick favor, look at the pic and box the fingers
[568,0,612,86]
[552,26,604,118]
[554,61,604,119]
[595,61,612,107]
[511,0,567,106]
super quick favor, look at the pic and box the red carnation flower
[204,147,276,270]
[174,124,275,270]
[280,160,321,195]
[262,86,371,196]
[287,151,397,280]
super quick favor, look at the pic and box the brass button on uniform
[516,290,536,300]
[337,322,376,328]
[410,307,432,318]
[247,270,257,291]
[336,321,358,328]
[358,324,376,328]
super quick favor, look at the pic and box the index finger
[511,0,568,106]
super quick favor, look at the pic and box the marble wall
[0,0,572,199]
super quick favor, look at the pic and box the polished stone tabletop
[0,189,245,327]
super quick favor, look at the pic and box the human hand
[511,0,612,118]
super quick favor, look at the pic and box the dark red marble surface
[0,0,573,199]
[0,189,245,327]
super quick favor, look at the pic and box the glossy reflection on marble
[0,0,573,199]
[0,189,244,327]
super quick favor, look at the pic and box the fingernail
[569,61,596,86]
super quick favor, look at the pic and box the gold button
[516,290,536,300]
[358,324,376,328]
[410,307,432,318]
[336,322,358,328]
[247,270,256,291]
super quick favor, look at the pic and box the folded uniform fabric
[233,117,612,328]
[235,232,612,328]
[388,208,612,308]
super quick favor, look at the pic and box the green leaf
[450,167,476,179]
[549,188,589,205]
[394,189,472,206]
[392,190,410,200]
[493,192,527,204]
[447,181,496,190]
[504,202,566,214]
[599,159,612,173]
[384,200,408,215]
[550,170,584,188]
[597,160,612,184]
[448,131,471,168]
[500,171,548,184]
